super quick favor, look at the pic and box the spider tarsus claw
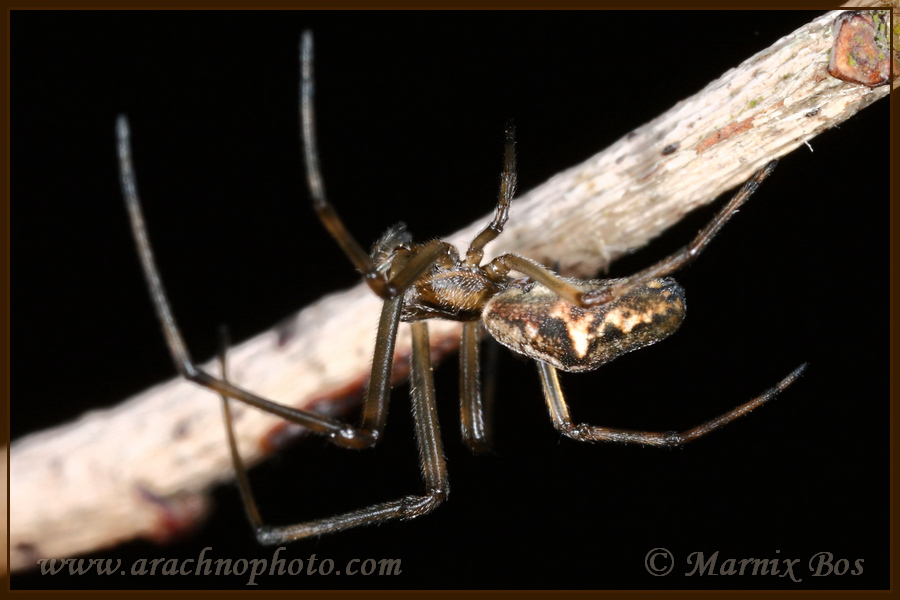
[256,526,282,546]
[777,362,809,391]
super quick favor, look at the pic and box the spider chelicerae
[117,31,806,544]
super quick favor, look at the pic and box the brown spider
[117,31,806,544]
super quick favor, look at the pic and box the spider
[116,31,806,544]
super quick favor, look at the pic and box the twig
[8,10,889,574]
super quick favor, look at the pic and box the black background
[12,10,888,590]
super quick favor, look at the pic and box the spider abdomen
[483,277,686,373]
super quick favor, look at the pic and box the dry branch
[9,10,889,574]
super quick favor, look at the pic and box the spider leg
[460,321,490,453]
[458,121,514,453]
[487,253,586,304]
[300,31,397,299]
[117,116,446,450]
[357,241,451,440]
[537,360,807,447]
[467,122,588,305]
[465,122,517,266]
[581,160,778,307]
[480,333,499,442]
[217,326,264,531]
[487,161,779,310]
[253,321,449,543]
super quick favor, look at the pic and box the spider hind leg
[538,360,807,446]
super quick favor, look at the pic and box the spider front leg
[219,320,448,543]
[358,240,451,443]
[117,116,445,451]
[299,32,380,294]
[537,360,807,446]
[300,30,450,307]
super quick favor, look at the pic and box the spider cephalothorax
[118,31,805,544]
[399,243,502,323]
